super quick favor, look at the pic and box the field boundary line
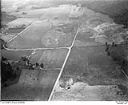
[7,21,36,43]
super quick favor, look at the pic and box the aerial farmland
[1,0,128,101]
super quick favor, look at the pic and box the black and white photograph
[0,0,128,102]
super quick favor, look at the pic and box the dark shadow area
[1,57,22,88]
[76,0,128,28]
[113,9,128,28]
[105,43,128,76]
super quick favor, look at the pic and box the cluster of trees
[102,22,128,75]
[105,42,128,75]
[20,56,44,70]
[1,55,44,88]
